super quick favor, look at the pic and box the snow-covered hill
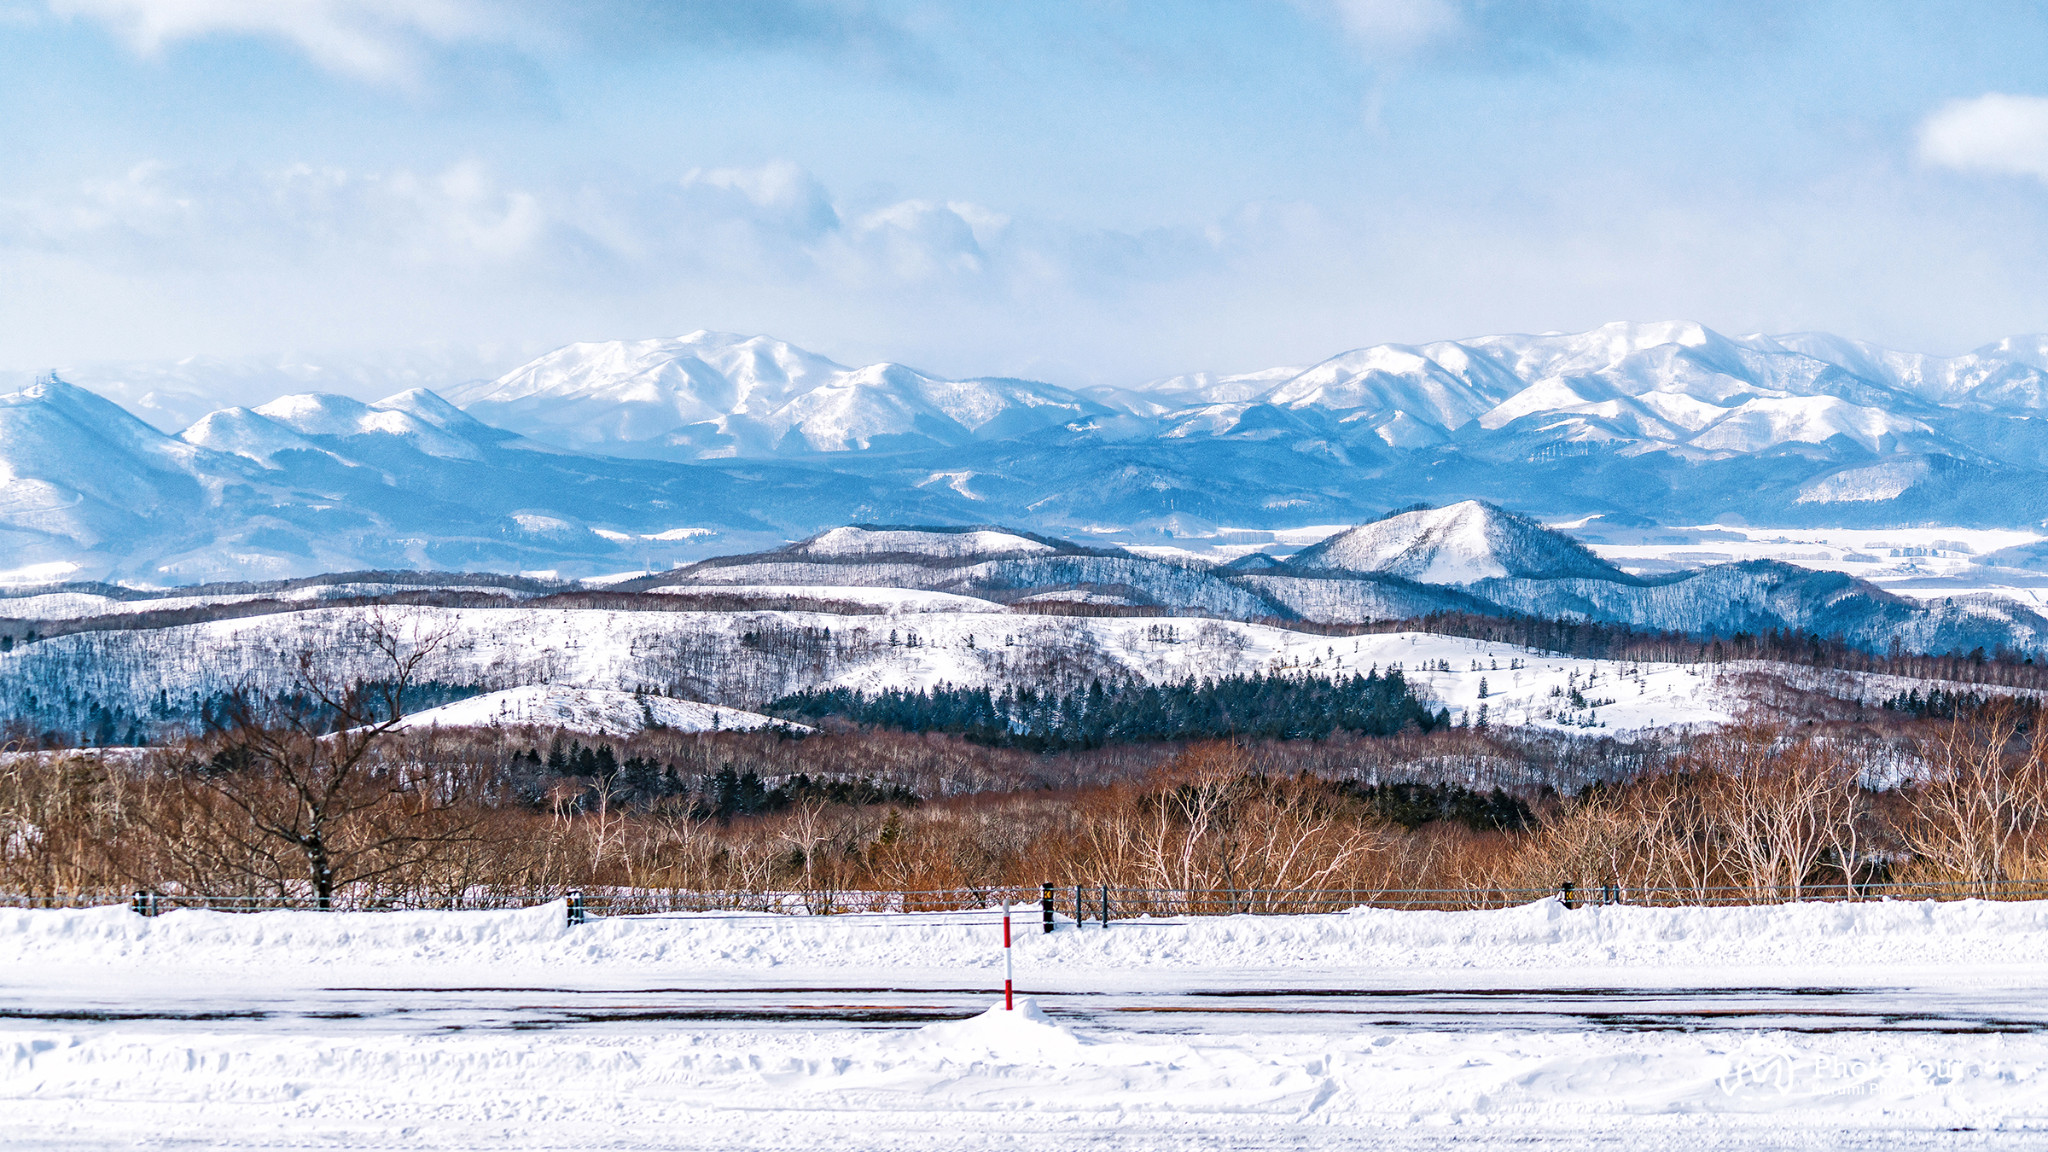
[0,605,1734,736]
[1285,501,1625,584]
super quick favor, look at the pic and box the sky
[5,0,2048,391]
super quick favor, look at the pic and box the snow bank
[11,897,2048,988]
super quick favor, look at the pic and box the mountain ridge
[13,318,2048,585]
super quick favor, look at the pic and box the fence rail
[10,879,2048,920]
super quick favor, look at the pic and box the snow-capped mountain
[447,332,1112,458]
[1081,320,2017,460]
[1285,502,1625,584]
[0,376,215,559]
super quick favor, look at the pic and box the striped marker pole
[1002,898,1014,1011]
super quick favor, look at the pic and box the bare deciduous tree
[186,613,471,908]
[1908,702,2048,894]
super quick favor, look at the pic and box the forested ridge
[769,669,1448,750]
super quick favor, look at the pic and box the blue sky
[6,0,2048,386]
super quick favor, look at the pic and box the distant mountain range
[9,320,2048,582]
[0,377,979,583]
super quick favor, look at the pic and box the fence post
[565,890,585,927]
[1100,884,1109,929]
[1074,884,1083,930]
[1041,882,1054,934]
[1558,880,1575,910]
[1002,898,1014,1011]
[130,890,155,918]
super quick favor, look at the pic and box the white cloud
[1316,0,1464,55]
[47,1,929,86]
[9,152,2048,396]
[3,159,549,266]
[50,0,505,84]
[1918,93,2048,183]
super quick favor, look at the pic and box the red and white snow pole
[1001,897,1014,1011]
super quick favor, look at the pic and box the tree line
[767,669,1449,751]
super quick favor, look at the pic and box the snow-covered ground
[393,686,805,737]
[9,899,2048,1149]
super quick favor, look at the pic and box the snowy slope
[393,686,803,737]
[1285,501,1625,584]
